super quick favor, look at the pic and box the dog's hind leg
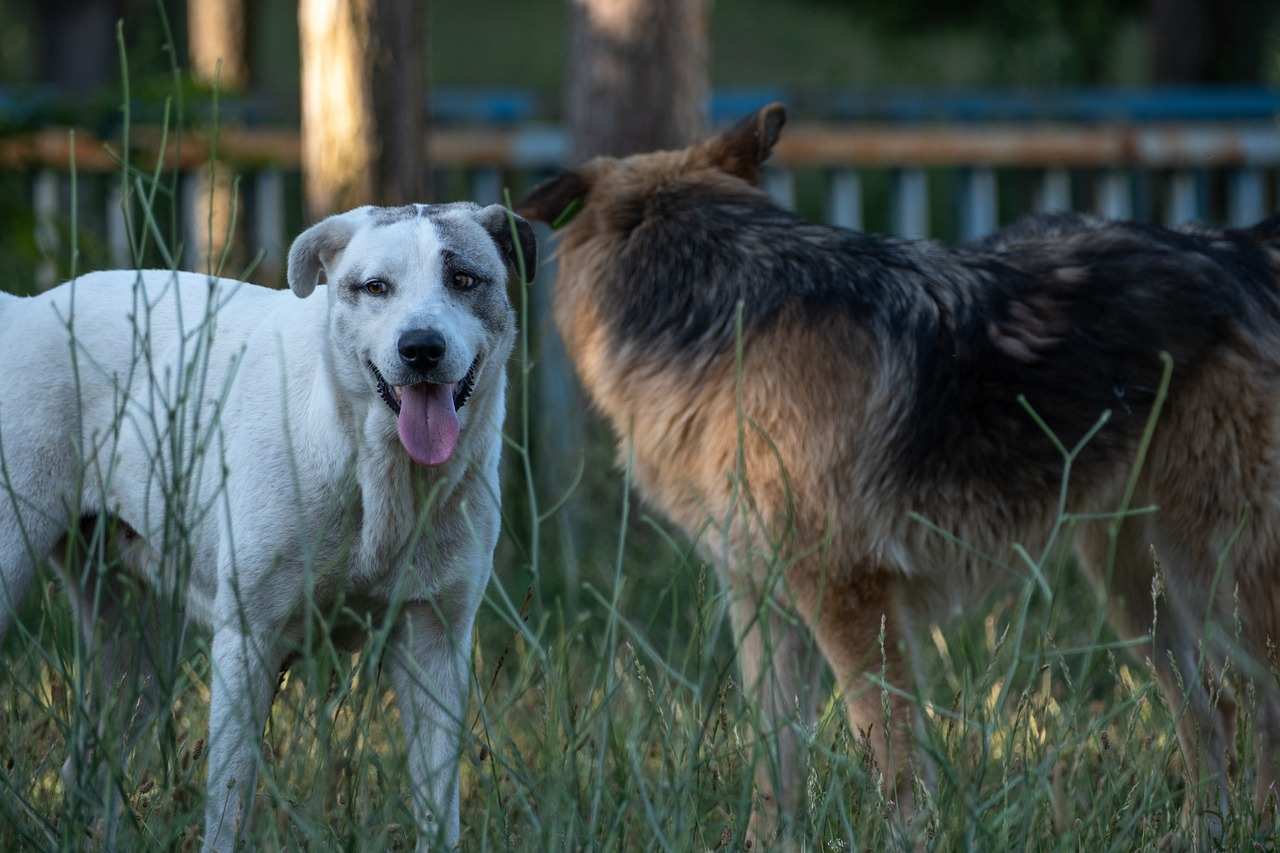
[1255,689,1280,814]
[792,567,921,829]
[55,524,166,846]
[1245,571,1280,815]
[1076,518,1235,837]
[0,528,42,641]
[0,496,70,642]
[721,563,826,848]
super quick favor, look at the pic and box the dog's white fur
[0,202,529,850]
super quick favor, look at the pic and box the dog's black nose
[398,329,447,370]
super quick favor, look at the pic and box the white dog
[0,202,533,850]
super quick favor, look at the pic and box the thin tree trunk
[1149,0,1209,83]
[188,0,248,89]
[370,1,429,206]
[187,0,246,276]
[298,0,428,221]
[36,0,120,94]
[543,0,711,611]
[566,0,710,162]
[1149,0,1267,83]
[34,0,120,288]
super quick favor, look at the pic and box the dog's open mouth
[368,355,482,467]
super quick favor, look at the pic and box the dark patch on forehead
[368,201,515,336]
[430,210,508,280]
[369,205,424,226]
[335,268,364,304]
[429,213,483,254]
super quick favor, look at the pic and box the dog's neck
[338,360,505,589]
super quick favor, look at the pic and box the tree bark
[187,0,247,276]
[1149,0,1268,83]
[542,0,710,611]
[36,0,121,94]
[298,0,428,221]
[566,0,710,162]
[188,0,248,90]
[370,1,429,208]
[33,0,120,288]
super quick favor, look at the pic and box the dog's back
[0,272,322,627]
[538,164,1280,544]
[520,103,1280,838]
[0,270,312,479]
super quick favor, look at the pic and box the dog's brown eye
[451,272,477,290]
[363,279,389,296]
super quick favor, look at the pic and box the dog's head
[286,203,533,467]
[515,102,786,233]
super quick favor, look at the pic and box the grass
[2,27,1280,853]
[7,460,1280,850]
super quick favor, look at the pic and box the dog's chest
[344,457,491,600]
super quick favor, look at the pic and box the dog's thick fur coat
[519,104,1280,842]
[0,202,534,851]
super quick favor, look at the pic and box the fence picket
[826,169,862,230]
[33,170,59,289]
[1096,170,1132,220]
[892,168,928,238]
[959,167,997,240]
[181,172,202,271]
[106,183,131,268]
[1228,168,1265,227]
[470,168,503,207]
[763,169,795,210]
[254,169,285,286]
[1036,168,1071,213]
[1165,170,1200,226]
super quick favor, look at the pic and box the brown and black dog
[519,104,1280,844]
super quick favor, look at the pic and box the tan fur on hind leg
[792,568,920,828]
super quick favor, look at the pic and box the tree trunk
[370,1,429,207]
[187,0,247,276]
[188,0,248,89]
[298,0,428,221]
[33,0,120,288]
[1149,0,1267,83]
[36,0,121,94]
[543,0,710,612]
[566,0,710,162]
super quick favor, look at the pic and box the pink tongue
[396,382,459,467]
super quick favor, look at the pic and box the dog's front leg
[722,564,825,850]
[203,627,283,853]
[388,601,473,851]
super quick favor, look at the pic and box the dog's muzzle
[368,355,481,417]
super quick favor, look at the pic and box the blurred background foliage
[1,0,1277,123]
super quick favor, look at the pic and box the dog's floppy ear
[477,204,539,281]
[286,209,365,298]
[703,102,787,185]
[516,170,591,228]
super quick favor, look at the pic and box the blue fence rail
[6,85,1280,127]
[2,88,1278,288]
